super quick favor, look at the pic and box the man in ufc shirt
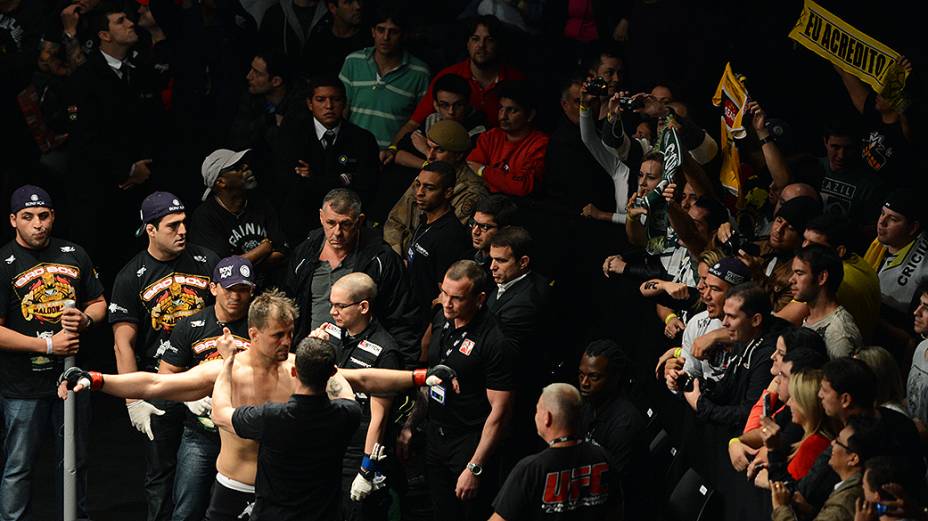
[0,185,106,520]
[307,272,402,520]
[490,384,619,521]
[109,191,219,521]
[158,256,255,521]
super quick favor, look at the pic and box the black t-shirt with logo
[406,210,470,319]
[232,395,361,521]
[492,441,618,521]
[0,238,103,398]
[816,158,885,226]
[861,93,913,186]
[159,305,250,434]
[108,245,219,369]
[188,195,289,262]
[427,309,514,431]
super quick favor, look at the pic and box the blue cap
[10,185,53,213]
[213,256,255,288]
[136,191,185,237]
[708,257,751,286]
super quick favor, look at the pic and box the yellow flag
[712,63,748,196]
[789,0,909,110]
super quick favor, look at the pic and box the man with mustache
[109,191,220,521]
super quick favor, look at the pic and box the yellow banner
[788,0,909,108]
[712,62,748,196]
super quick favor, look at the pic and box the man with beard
[467,81,548,198]
[109,191,219,521]
[157,255,256,521]
[405,162,471,321]
[0,185,106,521]
[390,14,524,147]
[190,149,288,285]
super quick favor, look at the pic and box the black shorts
[204,478,255,521]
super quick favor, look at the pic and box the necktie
[322,130,336,149]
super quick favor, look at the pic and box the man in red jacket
[467,81,548,197]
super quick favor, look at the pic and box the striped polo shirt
[339,47,430,148]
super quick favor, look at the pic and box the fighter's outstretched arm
[58,362,219,402]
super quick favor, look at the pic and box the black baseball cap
[136,191,185,237]
[212,256,256,288]
[883,189,921,224]
[10,185,53,213]
[708,257,751,286]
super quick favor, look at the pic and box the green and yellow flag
[789,0,909,110]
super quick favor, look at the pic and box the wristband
[476,166,485,177]
[45,336,54,355]
[421,160,430,169]
[759,135,775,145]
[673,347,682,359]
[387,145,398,152]
[728,437,741,447]
[664,313,679,325]
[412,368,427,386]
[361,454,378,472]
[88,371,104,391]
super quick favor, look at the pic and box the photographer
[718,196,821,312]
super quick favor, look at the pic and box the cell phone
[762,392,772,417]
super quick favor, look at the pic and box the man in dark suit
[65,2,161,281]
[279,74,380,244]
[486,226,553,467]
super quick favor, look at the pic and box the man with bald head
[307,273,402,520]
[490,383,621,520]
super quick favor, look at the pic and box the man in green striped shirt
[338,6,430,160]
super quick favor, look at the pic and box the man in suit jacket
[279,75,379,244]
[66,4,161,282]
[486,225,553,467]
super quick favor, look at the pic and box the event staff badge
[430,383,446,405]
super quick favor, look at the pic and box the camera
[618,96,644,111]
[583,77,610,97]
[721,231,759,257]
[676,373,695,393]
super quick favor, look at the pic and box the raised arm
[747,101,791,191]
[58,362,218,402]
[210,329,237,432]
[339,365,457,395]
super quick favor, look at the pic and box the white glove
[350,443,387,502]
[126,400,165,441]
[350,472,374,502]
[184,396,212,416]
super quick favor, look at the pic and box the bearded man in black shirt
[490,383,620,521]
[0,185,106,521]
[109,191,219,521]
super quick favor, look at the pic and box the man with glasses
[285,189,419,366]
[190,149,288,286]
[307,272,401,521]
[467,194,517,270]
[384,120,487,257]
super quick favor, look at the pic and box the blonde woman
[756,369,835,488]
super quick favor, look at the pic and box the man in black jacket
[279,75,379,244]
[284,189,419,365]
[66,3,161,280]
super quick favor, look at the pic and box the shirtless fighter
[58,290,455,520]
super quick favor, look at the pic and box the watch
[759,135,775,145]
[466,462,483,477]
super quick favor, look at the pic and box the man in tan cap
[384,119,487,256]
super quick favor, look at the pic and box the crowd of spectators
[2,0,928,520]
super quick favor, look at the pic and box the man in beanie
[189,148,288,284]
[384,119,487,256]
[864,189,928,325]
[754,196,821,312]
[0,185,106,520]
[109,191,219,521]
[157,256,256,521]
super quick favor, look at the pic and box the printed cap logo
[30,194,38,201]
[240,265,250,277]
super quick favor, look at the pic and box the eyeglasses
[468,219,497,232]
[330,300,362,310]
[833,438,854,453]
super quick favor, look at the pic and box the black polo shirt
[188,194,288,261]
[406,209,470,318]
[232,395,361,521]
[427,309,514,431]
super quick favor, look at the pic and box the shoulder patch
[4,254,14,264]
[108,302,128,314]
[60,246,76,253]
[193,255,207,263]
[358,340,383,357]
[136,265,147,277]
[190,320,205,327]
